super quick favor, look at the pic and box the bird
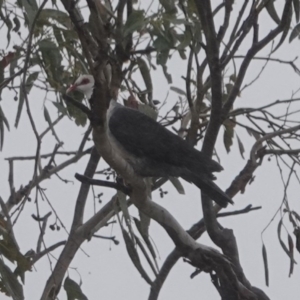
[66,75,233,208]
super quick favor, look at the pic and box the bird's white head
[66,75,95,99]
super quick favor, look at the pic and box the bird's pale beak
[66,84,77,94]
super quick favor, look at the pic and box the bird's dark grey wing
[109,104,233,207]
[108,104,221,176]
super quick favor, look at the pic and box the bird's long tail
[182,174,233,208]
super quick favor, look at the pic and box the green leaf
[288,234,295,277]
[25,72,39,92]
[170,86,186,96]
[223,122,234,153]
[266,0,280,24]
[21,0,38,28]
[273,0,293,52]
[9,52,20,77]
[153,36,171,51]
[64,277,88,300]
[52,101,68,115]
[236,134,245,159]
[117,191,132,233]
[39,9,71,29]
[13,17,21,32]
[122,229,152,285]
[293,0,300,22]
[177,29,192,50]
[137,57,153,101]
[169,177,185,194]
[246,128,261,140]
[38,39,63,86]
[44,106,60,142]
[52,26,64,45]
[294,227,300,253]
[289,23,300,42]
[157,49,169,65]
[15,72,39,128]
[0,258,24,300]
[262,243,269,286]
[64,91,87,126]
[133,218,157,261]
[0,11,13,47]
[161,64,172,84]
[159,0,177,14]
[0,105,9,150]
[277,219,297,263]
[123,10,145,37]
[0,65,4,99]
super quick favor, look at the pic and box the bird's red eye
[80,78,90,85]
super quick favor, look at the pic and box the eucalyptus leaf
[266,0,280,24]
[64,277,88,300]
[123,10,145,37]
[0,105,9,150]
[289,23,300,42]
[15,72,39,128]
[39,9,71,29]
[169,177,185,194]
[137,57,153,101]
[21,0,38,28]
[293,0,300,22]
[0,258,24,300]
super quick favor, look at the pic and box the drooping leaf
[153,36,172,52]
[277,219,297,263]
[246,128,261,141]
[52,101,68,115]
[293,0,300,22]
[137,57,153,101]
[15,72,39,128]
[21,0,38,28]
[0,105,9,150]
[159,0,177,14]
[289,23,300,42]
[170,86,186,96]
[122,229,152,285]
[288,234,295,277]
[134,234,158,276]
[293,227,300,253]
[44,106,60,142]
[223,121,234,153]
[12,16,21,32]
[123,10,145,37]
[236,134,245,159]
[273,0,293,52]
[262,243,269,286]
[133,217,157,261]
[25,72,39,91]
[117,191,132,235]
[38,39,63,87]
[266,0,281,24]
[170,86,186,97]
[0,258,24,300]
[177,29,192,50]
[169,177,185,194]
[64,94,87,127]
[52,25,64,45]
[0,8,13,46]
[0,69,4,100]
[64,277,88,300]
[38,9,71,29]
